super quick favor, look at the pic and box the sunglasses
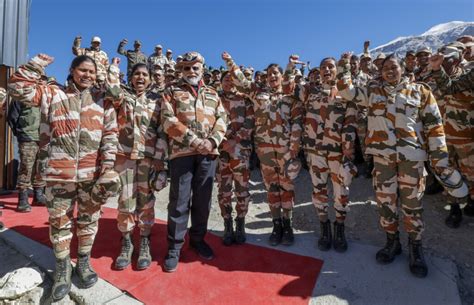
[183,66,201,72]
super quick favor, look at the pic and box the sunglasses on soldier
[183,66,201,72]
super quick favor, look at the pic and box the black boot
[17,190,31,213]
[222,218,234,246]
[364,159,374,179]
[318,220,332,251]
[333,221,348,252]
[269,218,283,246]
[463,198,474,217]
[281,218,294,246]
[137,236,151,270]
[408,238,428,278]
[234,217,246,244]
[115,233,134,270]
[425,179,443,195]
[445,203,462,228]
[51,255,72,302]
[376,232,402,264]
[76,253,98,288]
[32,187,46,206]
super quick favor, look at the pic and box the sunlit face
[308,70,320,84]
[350,58,360,74]
[405,54,416,72]
[374,59,384,72]
[221,73,233,92]
[360,58,371,73]
[134,43,141,51]
[320,59,337,83]
[153,70,165,85]
[382,58,402,84]
[182,62,203,86]
[91,41,101,50]
[71,61,97,90]
[416,52,430,68]
[156,48,162,55]
[266,66,282,89]
[131,66,151,92]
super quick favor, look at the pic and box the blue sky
[29,0,473,82]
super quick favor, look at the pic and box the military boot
[137,236,152,270]
[445,203,462,228]
[76,253,98,288]
[269,218,283,246]
[234,217,246,244]
[376,232,402,264]
[463,198,474,217]
[115,233,134,270]
[333,221,348,252]
[17,190,31,213]
[281,218,294,246]
[222,217,234,246]
[32,187,47,206]
[318,220,332,251]
[51,255,72,302]
[408,238,428,278]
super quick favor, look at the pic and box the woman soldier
[112,63,168,271]
[221,52,303,246]
[8,54,120,300]
[336,52,455,278]
[294,57,358,252]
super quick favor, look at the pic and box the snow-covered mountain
[370,21,474,57]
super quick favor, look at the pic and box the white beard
[183,75,201,86]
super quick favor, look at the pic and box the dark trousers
[167,154,217,250]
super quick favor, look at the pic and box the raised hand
[37,53,54,66]
[221,51,232,61]
[429,54,444,71]
[289,54,303,65]
[364,40,370,52]
[121,39,128,44]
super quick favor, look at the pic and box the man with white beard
[161,52,227,272]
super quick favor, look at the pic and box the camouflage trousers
[216,153,251,219]
[17,141,45,190]
[447,139,474,200]
[307,152,350,222]
[373,156,426,241]
[115,155,155,236]
[45,180,100,259]
[357,119,370,162]
[256,145,294,209]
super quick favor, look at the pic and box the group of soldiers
[0,34,473,301]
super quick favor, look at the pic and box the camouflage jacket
[0,87,5,109]
[112,86,168,169]
[161,79,227,160]
[148,54,168,70]
[431,68,474,141]
[218,90,254,160]
[337,60,449,170]
[117,43,148,77]
[224,58,302,155]
[73,38,109,80]
[294,83,357,155]
[8,55,119,182]
[432,68,474,96]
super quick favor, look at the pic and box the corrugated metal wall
[0,0,31,68]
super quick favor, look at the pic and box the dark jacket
[7,101,40,142]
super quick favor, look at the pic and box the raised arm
[430,54,474,95]
[336,52,369,108]
[221,52,255,96]
[72,36,82,56]
[105,57,124,108]
[117,39,128,56]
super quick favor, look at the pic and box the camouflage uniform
[217,91,254,219]
[148,53,169,71]
[432,68,474,94]
[72,37,109,82]
[295,83,357,222]
[17,142,44,190]
[224,58,303,210]
[8,55,119,258]
[112,86,168,236]
[352,71,372,163]
[432,68,474,201]
[337,59,450,240]
[117,42,148,79]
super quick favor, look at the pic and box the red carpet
[0,193,323,305]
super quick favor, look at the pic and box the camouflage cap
[374,53,386,61]
[416,47,432,56]
[91,170,122,206]
[91,36,101,43]
[338,156,358,187]
[434,168,468,198]
[360,53,372,61]
[439,46,461,58]
[446,41,466,51]
[284,158,302,180]
[176,51,205,68]
[405,50,416,57]
[155,44,163,49]
[0,87,6,102]
[134,40,142,45]
[149,170,168,192]
[166,49,173,53]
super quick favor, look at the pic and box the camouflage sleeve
[289,97,303,155]
[233,100,254,145]
[208,95,227,148]
[117,42,127,56]
[161,89,199,146]
[0,88,6,111]
[224,58,256,97]
[72,37,81,56]
[152,98,169,171]
[336,59,369,108]
[103,52,110,71]
[100,101,118,169]
[7,55,50,107]
[432,68,474,96]
[282,65,296,95]
[342,101,358,152]
[105,65,123,107]
[419,84,449,172]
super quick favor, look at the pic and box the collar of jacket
[124,84,151,97]
[177,78,206,97]
[382,77,410,94]
[67,82,92,96]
